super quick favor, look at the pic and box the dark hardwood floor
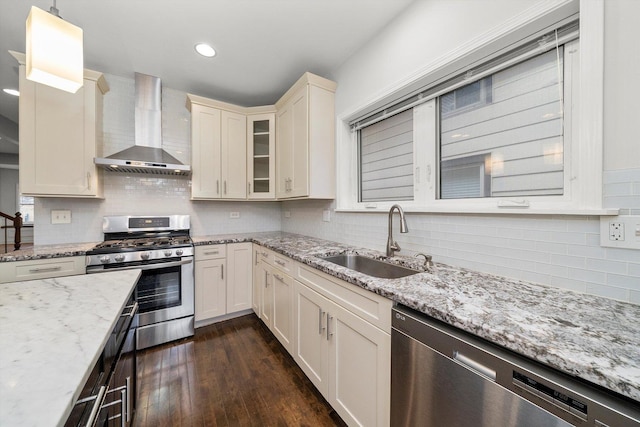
[134,314,346,427]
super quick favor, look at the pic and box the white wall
[281,0,640,304]
[34,73,281,244]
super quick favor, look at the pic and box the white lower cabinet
[253,245,294,353]
[294,280,391,427]
[271,267,294,353]
[226,242,253,313]
[251,244,391,426]
[195,243,252,324]
[194,246,226,321]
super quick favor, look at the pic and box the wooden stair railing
[1,211,22,253]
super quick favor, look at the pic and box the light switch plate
[51,209,71,224]
[600,215,640,249]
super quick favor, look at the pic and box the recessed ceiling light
[195,43,216,58]
[3,88,19,96]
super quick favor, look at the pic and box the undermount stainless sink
[321,254,419,279]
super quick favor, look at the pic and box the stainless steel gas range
[86,215,194,349]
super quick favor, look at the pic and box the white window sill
[335,207,620,216]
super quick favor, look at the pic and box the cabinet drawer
[0,256,86,283]
[272,253,293,274]
[296,263,392,333]
[256,247,273,265]
[195,244,226,260]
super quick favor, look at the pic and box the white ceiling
[0,0,415,154]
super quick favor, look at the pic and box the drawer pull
[28,266,62,273]
[274,259,286,267]
[203,250,219,255]
[121,302,138,318]
[274,273,284,282]
[261,251,269,257]
[84,385,107,427]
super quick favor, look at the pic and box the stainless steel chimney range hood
[94,73,191,176]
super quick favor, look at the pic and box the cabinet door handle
[224,180,227,195]
[221,264,224,279]
[326,313,333,340]
[87,172,92,191]
[318,308,326,335]
[264,271,269,286]
[216,180,220,194]
[248,182,251,194]
[125,376,132,422]
[255,251,259,266]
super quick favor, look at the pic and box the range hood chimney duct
[94,73,191,176]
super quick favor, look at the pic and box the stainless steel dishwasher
[391,304,640,427]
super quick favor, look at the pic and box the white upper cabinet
[247,113,276,199]
[11,51,108,198]
[187,95,277,200]
[275,72,336,200]
[187,96,247,200]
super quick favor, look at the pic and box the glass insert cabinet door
[247,113,276,199]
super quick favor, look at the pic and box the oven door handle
[87,258,193,273]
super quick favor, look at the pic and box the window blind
[359,109,413,202]
[350,21,578,132]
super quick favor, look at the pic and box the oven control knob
[140,252,150,260]
[176,249,184,256]
[99,255,110,264]
[164,250,173,257]
[114,254,125,262]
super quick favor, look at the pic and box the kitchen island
[0,270,140,427]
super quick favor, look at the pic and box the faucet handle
[415,253,433,269]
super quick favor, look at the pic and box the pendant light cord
[50,0,60,17]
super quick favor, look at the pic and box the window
[19,195,34,224]
[439,48,565,200]
[340,11,608,214]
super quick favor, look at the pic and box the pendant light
[26,1,83,93]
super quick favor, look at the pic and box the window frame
[336,1,614,215]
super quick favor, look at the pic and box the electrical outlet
[600,216,640,249]
[284,211,291,218]
[229,212,240,219]
[51,209,71,224]
[322,210,331,222]
[609,222,624,241]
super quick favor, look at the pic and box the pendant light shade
[26,6,83,93]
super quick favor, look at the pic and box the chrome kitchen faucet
[386,204,408,257]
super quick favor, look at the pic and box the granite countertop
[3,232,639,403]
[0,270,141,427]
[0,242,99,262]
[241,232,640,403]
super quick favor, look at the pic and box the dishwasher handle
[453,351,497,381]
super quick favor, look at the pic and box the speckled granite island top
[196,231,640,403]
[0,270,141,427]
